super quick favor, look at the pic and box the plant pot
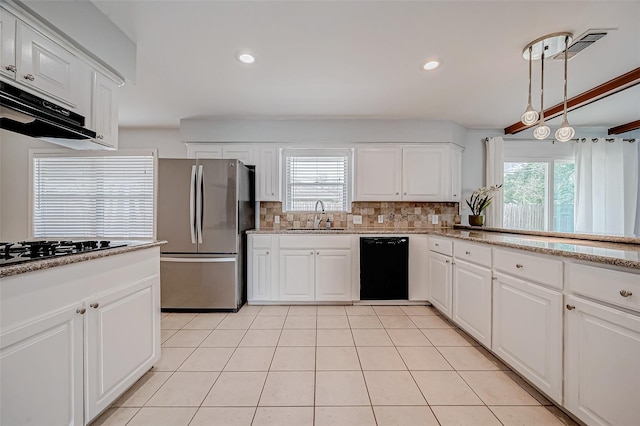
[469,215,484,226]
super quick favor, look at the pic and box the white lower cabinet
[565,295,640,426]
[428,251,453,317]
[250,248,272,301]
[315,249,352,301]
[0,304,84,426]
[0,247,161,425]
[279,249,352,302]
[452,259,492,347]
[279,250,316,301]
[492,272,563,403]
[85,275,160,421]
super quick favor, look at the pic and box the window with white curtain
[32,151,155,239]
[283,149,352,211]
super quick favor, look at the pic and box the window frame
[281,148,354,213]
[29,148,158,240]
[502,154,574,232]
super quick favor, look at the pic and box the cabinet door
[223,146,255,165]
[402,146,449,201]
[428,251,452,317]
[188,145,223,159]
[16,21,78,106]
[452,260,492,347]
[0,9,16,79]
[92,71,119,149]
[279,249,315,301]
[315,249,352,301]
[450,146,462,202]
[355,147,402,201]
[85,275,160,422]
[565,295,640,426]
[1,304,84,426]
[258,147,281,201]
[492,272,563,403]
[250,248,272,301]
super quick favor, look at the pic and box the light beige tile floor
[96,305,579,426]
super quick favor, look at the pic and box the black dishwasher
[360,237,409,300]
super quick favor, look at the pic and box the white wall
[118,128,186,158]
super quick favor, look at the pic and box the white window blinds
[284,150,351,211]
[33,154,154,239]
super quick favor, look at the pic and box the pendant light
[555,35,575,142]
[521,46,539,125]
[533,47,550,140]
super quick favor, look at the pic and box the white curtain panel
[484,136,504,228]
[575,139,639,236]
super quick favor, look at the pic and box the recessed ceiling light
[237,53,255,64]
[423,60,440,71]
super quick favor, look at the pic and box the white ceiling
[92,1,640,132]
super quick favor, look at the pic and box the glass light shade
[521,107,539,125]
[533,124,551,140]
[555,121,575,142]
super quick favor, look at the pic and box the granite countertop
[248,228,640,270]
[0,241,167,278]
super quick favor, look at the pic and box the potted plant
[465,184,503,226]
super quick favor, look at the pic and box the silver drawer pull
[5,65,16,72]
[566,304,575,311]
[620,290,633,298]
[24,74,34,81]
[445,260,450,264]
[515,264,523,269]
[434,243,439,247]
[465,251,471,255]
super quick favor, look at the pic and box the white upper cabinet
[450,145,462,201]
[258,147,281,201]
[223,146,255,165]
[402,146,449,201]
[355,144,462,202]
[0,9,17,79]
[355,147,403,201]
[91,71,119,149]
[15,21,79,106]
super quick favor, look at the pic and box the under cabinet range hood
[0,81,111,150]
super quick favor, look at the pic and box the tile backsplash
[259,202,460,230]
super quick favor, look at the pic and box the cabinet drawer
[493,248,563,289]
[279,235,352,249]
[454,241,491,267]
[251,235,273,249]
[568,263,640,312]
[429,236,452,256]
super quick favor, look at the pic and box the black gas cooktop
[0,240,128,267]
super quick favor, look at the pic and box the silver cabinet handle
[404,192,407,195]
[396,192,399,195]
[97,134,104,140]
[316,252,320,255]
[491,277,497,280]
[271,192,274,195]
[266,251,269,255]
[90,303,99,309]
[465,251,471,255]
[5,65,16,72]
[310,251,313,255]
[445,260,450,264]
[620,290,633,297]
[23,74,34,81]
[435,243,439,247]
[515,264,523,269]
[453,194,458,197]
[566,304,575,311]
[76,308,86,314]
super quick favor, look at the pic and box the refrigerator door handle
[196,164,204,244]
[161,257,236,263]
[189,165,197,244]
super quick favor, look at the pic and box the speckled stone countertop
[0,241,166,278]
[248,228,640,269]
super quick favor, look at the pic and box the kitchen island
[0,241,164,425]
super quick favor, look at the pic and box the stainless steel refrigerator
[158,158,254,312]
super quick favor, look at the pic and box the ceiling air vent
[553,29,612,60]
